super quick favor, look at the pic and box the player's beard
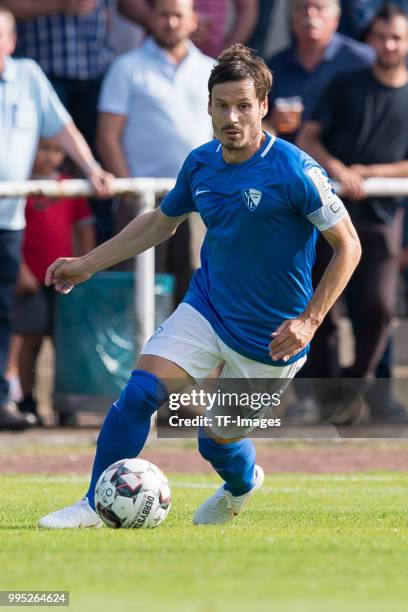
[219,134,247,151]
[222,138,245,150]
[212,114,264,152]
[214,123,245,150]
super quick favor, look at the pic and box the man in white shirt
[97,0,214,304]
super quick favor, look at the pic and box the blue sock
[197,428,256,496]
[85,370,168,509]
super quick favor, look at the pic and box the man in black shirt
[299,3,408,421]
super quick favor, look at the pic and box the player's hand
[61,0,96,15]
[86,163,114,198]
[269,317,318,362]
[45,257,93,294]
[328,161,366,200]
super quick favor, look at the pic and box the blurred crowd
[1,0,408,430]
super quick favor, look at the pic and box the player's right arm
[45,208,187,293]
[46,152,197,293]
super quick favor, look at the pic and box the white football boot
[193,465,264,525]
[38,497,103,529]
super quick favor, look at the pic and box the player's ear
[260,98,268,118]
[208,97,212,117]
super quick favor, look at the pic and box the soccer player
[38,44,361,528]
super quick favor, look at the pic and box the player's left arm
[269,215,361,362]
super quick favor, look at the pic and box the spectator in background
[117,0,259,58]
[110,3,145,56]
[0,7,111,431]
[248,0,291,59]
[263,0,373,424]
[117,0,154,33]
[339,2,408,352]
[2,0,115,243]
[298,4,408,422]
[192,0,258,58]
[339,0,408,39]
[13,138,95,426]
[97,0,214,307]
[265,0,374,143]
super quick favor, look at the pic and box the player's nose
[225,108,240,123]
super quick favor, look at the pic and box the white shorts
[141,303,306,437]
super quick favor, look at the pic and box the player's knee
[115,369,168,421]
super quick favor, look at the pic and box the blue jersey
[161,133,347,365]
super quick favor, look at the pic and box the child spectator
[13,137,95,425]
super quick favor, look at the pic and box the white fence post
[136,190,157,350]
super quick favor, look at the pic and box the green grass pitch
[1,472,408,612]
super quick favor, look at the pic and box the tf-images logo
[242,188,262,212]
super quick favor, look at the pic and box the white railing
[1,176,407,345]
[0,178,175,198]
[3,176,408,198]
[0,178,174,348]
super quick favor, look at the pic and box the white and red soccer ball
[94,458,171,529]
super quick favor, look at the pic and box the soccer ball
[94,458,171,529]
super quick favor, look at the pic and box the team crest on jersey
[242,188,262,212]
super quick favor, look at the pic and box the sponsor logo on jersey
[243,188,262,212]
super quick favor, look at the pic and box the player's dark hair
[208,44,273,101]
[364,3,408,38]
